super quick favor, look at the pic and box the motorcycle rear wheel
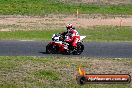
[46,43,57,54]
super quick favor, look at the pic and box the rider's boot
[72,46,77,52]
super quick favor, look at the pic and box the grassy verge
[0,56,131,88]
[0,26,132,42]
[0,0,132,15]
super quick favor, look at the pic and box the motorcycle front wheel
[73,42,84,55]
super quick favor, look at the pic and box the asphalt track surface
[0,40,132,58]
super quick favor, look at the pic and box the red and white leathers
[65,29,80,47]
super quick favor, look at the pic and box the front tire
[73,42,84,55]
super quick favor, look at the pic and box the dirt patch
[0,28,10,32]
[59,0,132,5]
[0,14,132,30]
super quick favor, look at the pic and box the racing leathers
[65,29,80,47]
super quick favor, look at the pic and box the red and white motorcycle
[46,33,86,55]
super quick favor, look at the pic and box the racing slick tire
[46,43,57,54]
[73,42,84,55]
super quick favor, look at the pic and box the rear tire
[46,43,57,54]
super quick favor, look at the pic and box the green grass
[0,56,131,88]
[0,26,132,42]
[79,26,132,42]
[0,0,132,15]
[0,30,60,41]
[34,70,60,81]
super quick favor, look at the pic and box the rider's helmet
[66,24,73,32]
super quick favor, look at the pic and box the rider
[61,23,80,49]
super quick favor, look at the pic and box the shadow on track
[39,52,47,54]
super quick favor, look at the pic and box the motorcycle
[46,33,86,55]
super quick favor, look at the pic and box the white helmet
[66,24,73,30]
